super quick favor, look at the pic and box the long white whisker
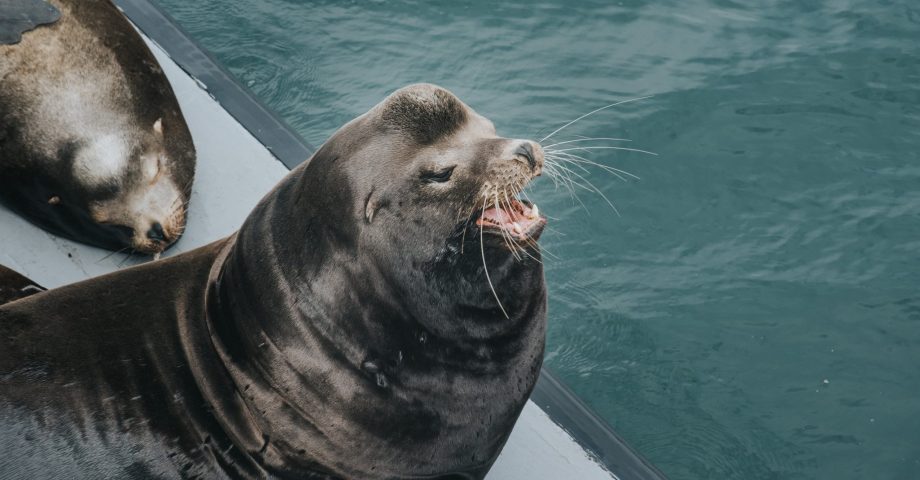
[549,162,600,195]
[549,151,641,180]
[562,166,621,216]
[540,160,598,214]
[543,137,632,149]
[543,162,587,210]
[546,153,639,182]
[480,216,509,319]
[503,190,543,265]
[540,95,654,142]
[548,155,592,175]
[541,163,566,191]
[550,162,620,216]
[547,154,628,182]
[459,198,482,255]
[548,145,658,156]
[499,192,521,256]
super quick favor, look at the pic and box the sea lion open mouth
[476,198,546,241]
[471,142,547,244]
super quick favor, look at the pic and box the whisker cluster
[537,95,656,216]
[473,95,655,318]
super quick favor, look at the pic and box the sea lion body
[0,84,546,479]
[0,0,195,254]
[0,242,252,478]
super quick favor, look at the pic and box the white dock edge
[0,27,617,480]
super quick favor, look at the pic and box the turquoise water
[154,1,920,478]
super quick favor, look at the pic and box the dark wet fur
[0,245,268,479]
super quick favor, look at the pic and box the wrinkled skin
[0,84,546,479]
[0,0,195,254]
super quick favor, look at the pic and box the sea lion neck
[199,162,407,476]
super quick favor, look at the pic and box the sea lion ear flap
[364,187,391,224]
[153,118,163,137]
[365,189,379,223]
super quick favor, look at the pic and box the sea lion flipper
[0,264,45,305]
[0,0,60,45]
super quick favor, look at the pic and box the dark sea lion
[0,0,195,255]
[0,84,547,479]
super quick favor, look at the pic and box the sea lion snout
[88,174,187,254]
[135,209,184,253]
[146,222,166,242]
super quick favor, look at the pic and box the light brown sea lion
[0,0,195,254]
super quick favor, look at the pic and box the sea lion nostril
[514,143,537,171]
[147,222,166,242]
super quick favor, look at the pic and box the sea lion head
[355,83,547,325]
[242,83,547,331]
[211,84,548,478]
[81,117,193,255]
[16,116,195,255]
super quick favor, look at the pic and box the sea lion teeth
[531,204,539,219]
[513,222,523,234]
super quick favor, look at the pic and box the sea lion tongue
[477,198,545,238]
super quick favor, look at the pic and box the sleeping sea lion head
[211,84,548,478]
[80,117,192,255]
[24,116,194,255]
